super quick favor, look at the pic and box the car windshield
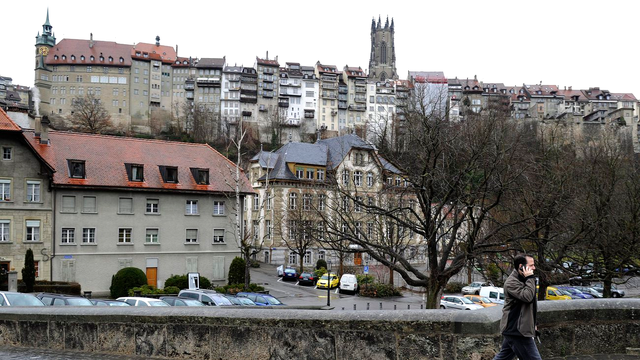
[5,293,44,306]
[239,298,255,305]
[149,301,170,306]
[284,269,296,274]
[559,290,572,296]
[320,274,330,280]
[109,301,130,306]
[67,298,94,306]
[460,297,474,304]
[213,296,233,306]
[183,299,204,306]
[480,297,492,303]
[266,296,283,305]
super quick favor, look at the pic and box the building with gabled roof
[11,115,254,293]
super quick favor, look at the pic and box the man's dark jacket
[499,270,537,337]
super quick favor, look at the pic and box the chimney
[35,115,42,140]
[40,116,50,144]
[89,33,94,48]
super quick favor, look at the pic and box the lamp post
[327,261,332,307]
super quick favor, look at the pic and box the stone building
[368,16,398,82]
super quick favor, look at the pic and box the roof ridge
[46,130,213,148]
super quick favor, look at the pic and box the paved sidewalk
[0,346,161,359]
[547,355,638,360]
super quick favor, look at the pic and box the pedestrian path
[0,346,162,359]
[547,355,638,359]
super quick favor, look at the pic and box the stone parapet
[0,299,638,359]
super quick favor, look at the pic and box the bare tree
[69,93,112,133]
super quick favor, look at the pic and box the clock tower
[34,8,56,114]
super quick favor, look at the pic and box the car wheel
[612,293,619,298]
[338,288,342,294]
[475,290,480,295]
[440,305,445,309]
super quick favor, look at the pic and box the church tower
[34,9,56,114]
[368,16,397,82]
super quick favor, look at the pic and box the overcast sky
[3,0,639,97]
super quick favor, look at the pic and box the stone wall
[0,299,638,359]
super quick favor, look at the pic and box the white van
[338,274,358,294]
[479,286,505,304]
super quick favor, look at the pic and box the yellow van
[538,286,572,300]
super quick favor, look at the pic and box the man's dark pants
[493,334,542,360]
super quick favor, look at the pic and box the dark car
[298,272,316,286]
[36,293,94,306]
[90,299,131,306]
[282,268,298,281]
[556,286,594,299]
[159,296,204,306]
[236,292,285,306]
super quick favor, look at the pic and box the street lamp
[327,261,332,307]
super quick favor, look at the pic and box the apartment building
[343,66,368,128]
[222,65,242,129]
[316,62,340,131]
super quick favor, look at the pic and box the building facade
[368,16,397,82]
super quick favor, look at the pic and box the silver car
[440,296,484,310]
[0,291,45,306]
[461,282,490,295]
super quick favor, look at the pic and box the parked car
[573,286,603,298]
[464,295,498,308]
[0,291,45,306]
[479,286,505,304]
[591,283,625,298]
[235,292,285,306]
[223,295,256,306]
[440,295,484,310]
[316,273,339,289]
[37,293,94,306]
[298,272,317,286]
[282,267,298,281]
[461,282,491,295]
[538,286,571,300]
[178,289,233,306]
[159,296,205,306]
[90,299,131,306]
[338,274,358,294]
[556,286,594,299]
[116,297,170,306]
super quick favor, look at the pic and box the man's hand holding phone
[519,264,534,277]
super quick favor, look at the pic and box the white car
[338,274,358,294]
[479,286,505,304]
[440,295,484,310]
[116,297,169,306]
[461,282,487,295]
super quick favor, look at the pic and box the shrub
[22,249,36,293]
[164,274,212,290]
[228,257,247,285]
[313,267,327,279]
[315,259,327,270]
[110,267,148,299]
[249,259,261,268]
[17,280,81,295]
[359,283,401,298]
[163,286,180,294]
[356,274,375,285]
[215,283,265,294]
[445,281,465,294]
[128,285,163,296]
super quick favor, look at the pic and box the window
[304,251,312,265]
[306,169,314,180]
[61,228,75,244]
[213,229,225,243]
[159,166,178,183]
[83,228,96,243]
[354,196,362,213]
[289,252,297,265]
[118,228,132,243]
[61,195,75,212]
[318,250,325,260]
[125,164,144,181]
[265,220,272,239]
[2,147,11,161]
[186,229,198,243]
[146,199,159,214]
[288,220,297,239]
[318,195,326,211]
[367,172,374,187]
[191,168,209,185]
[296,167,304,178]
[341,169,349,185]
[396,177,402,186]
[25,220,41,242]
[213,201,225,215]
[0,179,11,201]
[266,195,272,210]
[253,195,260,211]
[186,200,198,215]
[289,192,297,210]
[342,196,349,212]
[303,194,312,211]
[0,220,10,242]
[317,169,325,181]
[146,228,159,243]
[353,171,362,186]
[82,196,97,213]
[118,197,133,214]
[355,153,364,165]
[68,160,86,178]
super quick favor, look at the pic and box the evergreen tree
[22,249,36,293]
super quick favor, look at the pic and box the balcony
[283,118,301,127]
[339,86,348,94]
[304,110,315,118]
[241,76,257,83]
[322,83,337,90]
[321,75,337,82]
[225,116,239,125]
[354,96,367,103]
[338,95,348,101]
[263,75,275,82]
[184,82,195,90]
[263,91,274,98]
[355,87,366,94]
[279,99,289,108]
[323,92,337,99]
[338,102,348,110]
[197,77,221,87]
[259,104,268,112]
[186,92,194,100]
[240,94,257,103]
[349,104,366,112]
[242,111,252,117]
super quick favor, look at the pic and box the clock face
[38,46,49,56]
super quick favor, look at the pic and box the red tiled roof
[23,130,254,194]
[256,57,279,67]
[409,71,447,84]
[0,108,21,131]
[173,57,192,67]
[132,43,177,64]
[611,93,637,101]
[46,39,133,67]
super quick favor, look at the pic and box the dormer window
[81,55,85,61]
[119,57,124,63]
[62,55,67,60]
[190,168,209,185]
[108,56,113,62]
[99,56,104,62]
[71,55,75,61]
[125,163,144,181]
[68,160,86,179]
[90,55,95,61]
[159,166,178,183]
[54,55,59,60]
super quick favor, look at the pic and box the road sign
[364,265,369,274]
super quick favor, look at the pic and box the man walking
[493,254,542,360]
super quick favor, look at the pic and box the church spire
[385,16,389,29]
[377,16,381,29]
